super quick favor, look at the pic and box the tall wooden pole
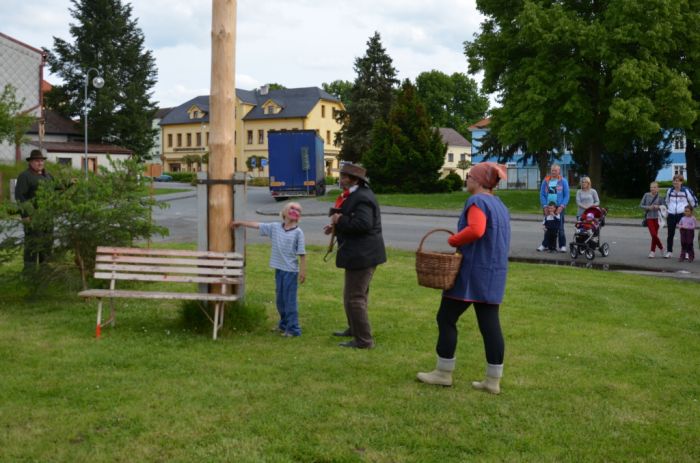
[208,0,237,254]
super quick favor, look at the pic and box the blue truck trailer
[268,130,326,200]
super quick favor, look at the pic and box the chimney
[260,84,269,95]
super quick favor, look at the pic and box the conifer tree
[337,32,399,163]
[46,0,158,161]
[363,80,446,193]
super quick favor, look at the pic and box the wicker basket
[415,228,463,290]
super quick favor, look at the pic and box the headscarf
[469,162,507,189]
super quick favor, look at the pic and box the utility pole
[208,0,237,254]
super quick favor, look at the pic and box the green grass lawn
[147,187,191,196]
[1,245,698,462]
[321,189,643,218]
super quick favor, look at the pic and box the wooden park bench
[78,246,244,340]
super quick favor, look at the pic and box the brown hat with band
[26,149,47,161]
[469,162,507,189]
[339,162,369,183]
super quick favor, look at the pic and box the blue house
[469,118,687,188]
[468,118,574,190]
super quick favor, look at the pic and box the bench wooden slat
[93,272,242,285]
[97,246,242,259]
[95,263,243,276]
[96,255,243,268]
[79,289,239,301]
[85,246,244,340]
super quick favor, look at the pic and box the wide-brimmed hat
[26,149,47,161]
[339,162,369,183]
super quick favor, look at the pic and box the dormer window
[267,106,275,114]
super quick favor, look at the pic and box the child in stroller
[569,206,610,260]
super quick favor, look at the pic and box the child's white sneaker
[664,251,672,259]
[648,251,655,258]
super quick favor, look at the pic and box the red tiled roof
[41,80,53,94]
[468,117,491,130]
[31,141,132,155]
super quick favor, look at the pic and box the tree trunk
[537,151,549,180]
[588,143,603,193]
[208,0,236,257]
[685,138,698,193]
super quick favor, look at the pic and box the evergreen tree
[337,32,399,163]
[363,80,446,193]
[46,0,158,161]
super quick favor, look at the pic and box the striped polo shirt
[259,222,306,272]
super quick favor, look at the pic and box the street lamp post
[83,68,104,178]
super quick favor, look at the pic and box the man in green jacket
[14,149,54,272]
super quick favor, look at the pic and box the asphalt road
[151,183,700,282]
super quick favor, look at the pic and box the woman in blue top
[417,162,510,394]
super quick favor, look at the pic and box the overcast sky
[1,0,485,108]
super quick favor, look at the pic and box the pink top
[679,216,697,230]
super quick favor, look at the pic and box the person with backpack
[664,174,698,259]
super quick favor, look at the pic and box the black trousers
[666,213,683,253]
[23,223,52,271]
[435,297,504,365]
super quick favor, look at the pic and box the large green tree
[321,80,353,105]
[363,80,446,193]
[45,0,158,161]
[337,32,399,163]
[674,0,700,192]
[466,0,697,189]
[415,70,489,140]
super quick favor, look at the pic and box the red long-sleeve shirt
[447,204,487,247]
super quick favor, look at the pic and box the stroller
[569,206,610,260]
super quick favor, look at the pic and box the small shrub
[247,177,269,187]
[325,175,337,186]
[169,172,196,183]
[444,172,463,192]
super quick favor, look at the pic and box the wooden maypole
[208,0,236,254]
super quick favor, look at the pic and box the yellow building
[159,86,345,175]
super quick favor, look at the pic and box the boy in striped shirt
[231,202,306,336]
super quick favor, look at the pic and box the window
[177,133,182,147]
[258,129,264,144]
[321,105,326,118]
[673,164,686,177]
[196,132,201,146]
[57,158,72,165]
[675,136,686,150]
[460,153,466,162]
[326,130,331,144]
[247,130,253,144]
[167,134,173,148]
[206,132,210,146]
[267,106,275,114]
[169,163,181,172]
[448,153,454,162]
[186,133,192,147]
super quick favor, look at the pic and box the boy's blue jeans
[275,269,301,336]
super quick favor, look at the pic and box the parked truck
[268,130,326,201]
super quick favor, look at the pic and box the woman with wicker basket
[417,162,510,394]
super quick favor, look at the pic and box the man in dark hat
[15,149,54,271]
[324,162,386,349]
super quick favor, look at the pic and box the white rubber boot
[471,363,503,394]
[417,356,455,386]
